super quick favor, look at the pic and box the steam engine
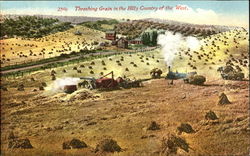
[165,66,197,80]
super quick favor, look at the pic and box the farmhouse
[105,31,116,40]
[117,37,128,49]
[129,38,143,45]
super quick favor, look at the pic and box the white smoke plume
[157,31,200,67]
[186,36,200,50]
[47,77,80,92]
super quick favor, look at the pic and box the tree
[142,32,150,46]
[141,31,158,46]
[151,31,158,46]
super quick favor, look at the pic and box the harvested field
[0,25,106,66]
[1,78,249,155]
[0,16,249,156]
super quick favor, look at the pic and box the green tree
[142,31,158,46]
[151,31,158,46]
[142,32,150,46]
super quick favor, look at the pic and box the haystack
[51,75,56,80]
[147,121,160,130]
[95,138,121,153]
[177,123,195,134]
[218,92,231,105]
[2,86,8,91]
[8,132,16,140]
[62,138,87,149]
[51,70,56,75]
[8,138,33,149]
[17,84,24,91]
[30,77,35,81]
[161,134,189,155]
[41,82,47,87]
[205,110,218,120]
[39,86,44,90]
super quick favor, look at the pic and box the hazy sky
[1,1,249,28]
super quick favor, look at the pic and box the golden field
[1,28,249,156]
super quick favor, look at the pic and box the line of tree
[0,16,73,38]
[80,19,119,32]
[141,30,158,46]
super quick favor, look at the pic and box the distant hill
[114,19,245,39]
[1,14,245,40]
[0,16,73,38]
[1,14,112,24]
[144,18,243,32]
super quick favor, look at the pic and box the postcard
[0,1,249,155]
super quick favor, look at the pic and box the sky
[0,1,249,28]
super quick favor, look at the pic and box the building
[117,37,128,49]
[105,31,116,40]
[129,38,143,44]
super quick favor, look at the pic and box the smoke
[157,31,200,67]
[186,36,200,50]
[46,77,80,92]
